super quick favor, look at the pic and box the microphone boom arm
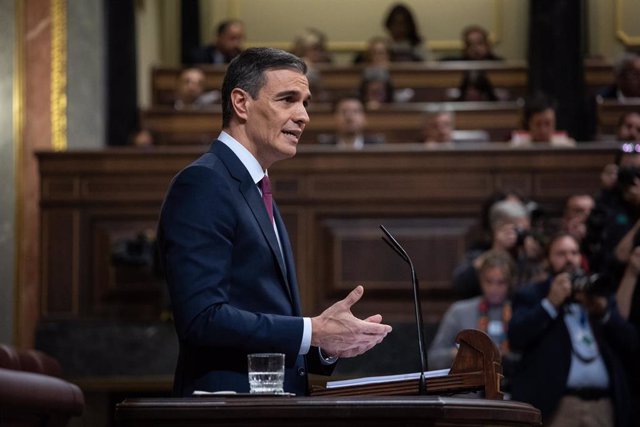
[380,225,429,395]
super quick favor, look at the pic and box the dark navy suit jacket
[508,279,637,427]
[158,141,331,396]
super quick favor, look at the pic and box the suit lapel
[211,142,293,304]
[273,203,302,316]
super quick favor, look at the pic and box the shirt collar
[218,131,265,185]
[337,134,364,149]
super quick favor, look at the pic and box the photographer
[615,244,640,421]
[586,166,640,274]
[452,199,545,298]
[509,233,638,427]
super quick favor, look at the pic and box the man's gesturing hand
[311,286,392,358]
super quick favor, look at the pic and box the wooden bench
[140,101,522,145]
[151,60,614,106]
[596,98,640,137]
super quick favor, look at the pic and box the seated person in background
[429,250,515,370]
[291,28,332,103]
[561,194,595,247]
[359,67,395,109]
[510,95,575,147]
[353,36,392,68]
[453,199,545,298]
[129,128,155,148]
[509,232,638,427]
[596,146,640,201]
[174,68,219,110]
[188,19,245,65]
[318,96,384,148]
[461,25,503,61]
[291,28,333,65]
[451,70,499,102]
[599,52,640,101]
[422,111,454,146]
[383,3,427,61]
[616,111,640,141]
[441,25,503,61]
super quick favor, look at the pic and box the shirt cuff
[299,317,312,355]
[541,298,558,319]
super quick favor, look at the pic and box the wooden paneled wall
[37,144,617,326]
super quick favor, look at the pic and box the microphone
[380,224,429,395]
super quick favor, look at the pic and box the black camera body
[569,270,607,296]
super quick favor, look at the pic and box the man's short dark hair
[216,19,242,37]
[462,25,489,44]
[332,94,363,113]
[221,47,307,127]
[522,93,556,130]
[545,232,578,258]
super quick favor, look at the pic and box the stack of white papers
[325,369,450,389]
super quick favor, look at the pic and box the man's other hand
[548,273,572,308]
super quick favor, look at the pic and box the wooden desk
[153,61,529,104]
[152,60,612,105]
[596,98,640,136]
[115,396,541,427]
[141,101,522,145]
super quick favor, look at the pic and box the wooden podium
[312,329,503,399]
[115,330,541,426]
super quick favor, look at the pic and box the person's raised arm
[614,218,640,264]
[617,246,640,319]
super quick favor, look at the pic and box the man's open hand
[311,286,392,358]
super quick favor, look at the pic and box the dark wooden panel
[82,176,172,202]
[320,218,475,295]
[37,144,619,324]
[41,177,79,200]
[41,209,78,316]
[597,99,640,136]
[89,216,164,319]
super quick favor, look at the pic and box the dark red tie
[259,175,274,223]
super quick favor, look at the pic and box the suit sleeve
[158,165,303,362]
[508,285,557,351]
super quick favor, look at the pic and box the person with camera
[615,243,640,422]
[452,199,545,299]
[509,232,638,427]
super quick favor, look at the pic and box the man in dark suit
[509,233,637,427]
[188,20,245,65]
[158,47,392,397]
[599,53,640,101]
[318,96,384,148]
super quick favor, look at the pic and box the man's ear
[230,88,250,122]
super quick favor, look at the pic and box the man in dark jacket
[509,233,638,427]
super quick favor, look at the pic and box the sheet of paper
[325,369,450,389]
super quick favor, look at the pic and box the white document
[325,369,450,389]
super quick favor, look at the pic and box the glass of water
[247,353,285,394]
